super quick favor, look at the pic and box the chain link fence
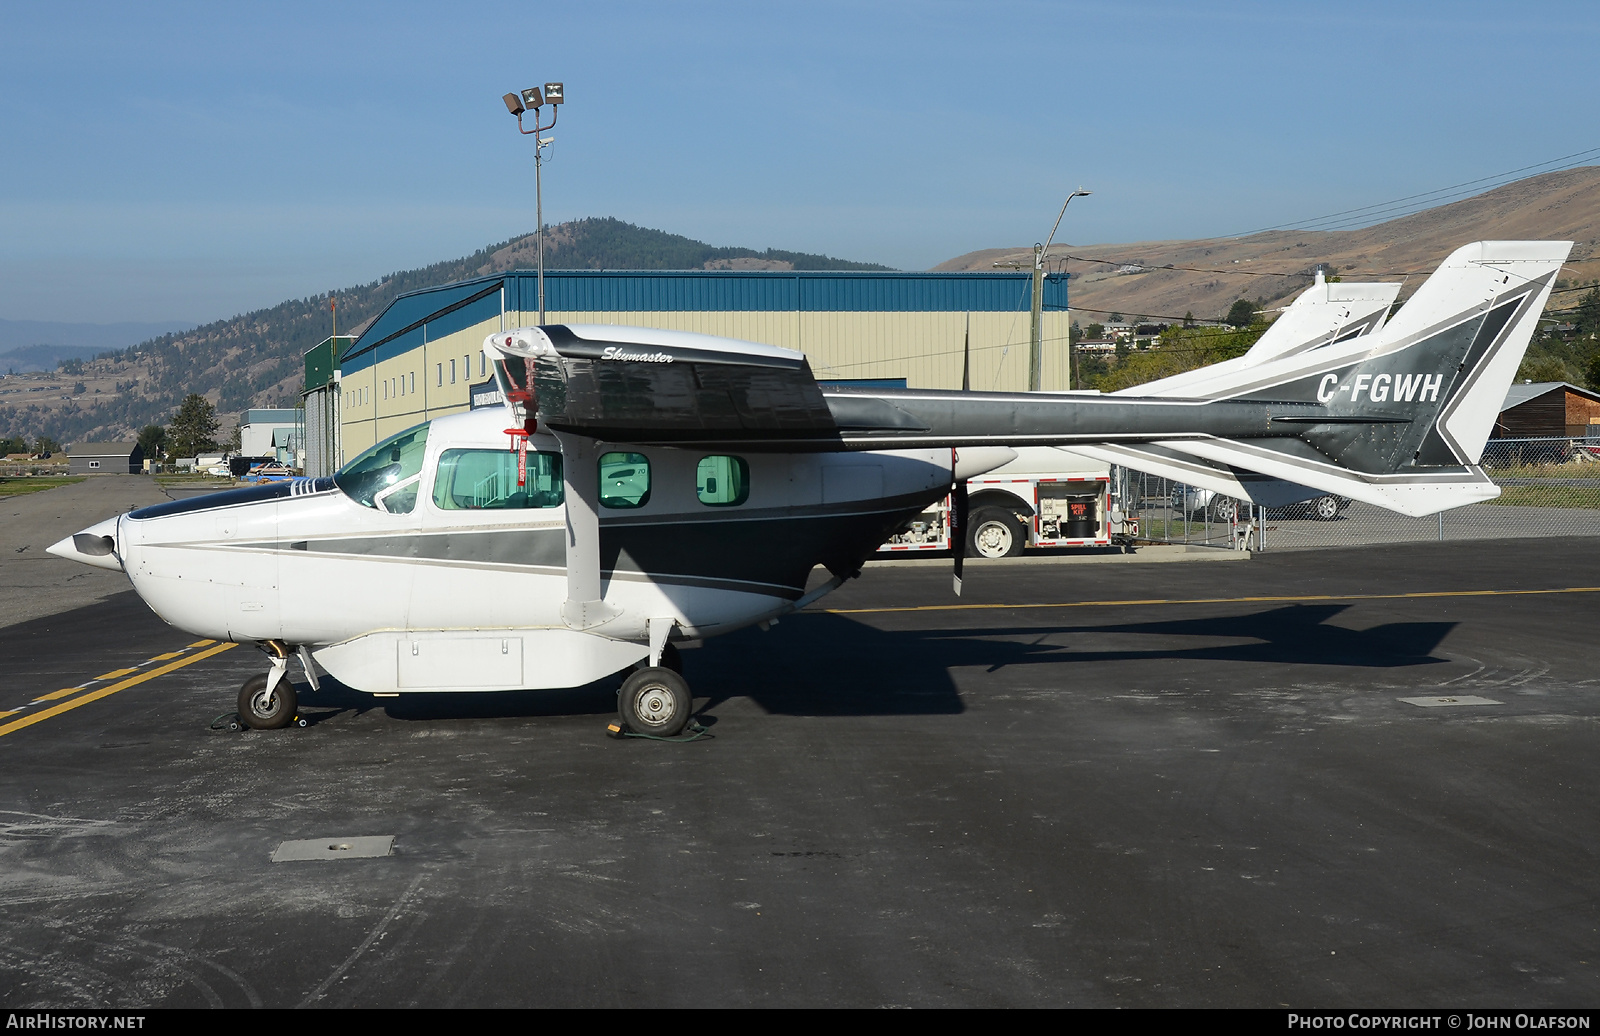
[1127,437,1600,552]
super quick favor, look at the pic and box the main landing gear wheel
[237,673,297,730]
[618,667,692,737]
[968,507,1025,559]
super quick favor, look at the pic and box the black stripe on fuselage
[129,479,336,520]
[234,496,931,597]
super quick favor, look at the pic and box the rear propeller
[950,478,968,596]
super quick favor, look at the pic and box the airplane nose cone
[48,516,124,572]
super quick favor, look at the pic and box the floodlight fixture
[502,81,565,323]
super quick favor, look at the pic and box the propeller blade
[950,479,968,596]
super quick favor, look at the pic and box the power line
[1231,146,1600,237]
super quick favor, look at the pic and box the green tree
[1225,299,1259,328]
[1182,311,1195,328]
[1517,355,1572,384]
[1577,286,1600,335]
[1085,322,1105,340]
[34,435,60,456]
[167,394,219,459]
[137,424,167,461]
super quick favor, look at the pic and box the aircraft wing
[484,241,1570,517]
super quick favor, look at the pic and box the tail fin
[1104,241,1571,517]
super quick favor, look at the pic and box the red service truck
[878,447,1137,558]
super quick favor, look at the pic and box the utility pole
[996,188,1091,391]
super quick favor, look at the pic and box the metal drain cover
[1398,695,1503,708]
[272,835,394,862]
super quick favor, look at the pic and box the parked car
[1175,485,1348,521]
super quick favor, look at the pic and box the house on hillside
[69,442,142,475]
[1494,381,1600,439]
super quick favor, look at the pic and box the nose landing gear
[236,641,303,730]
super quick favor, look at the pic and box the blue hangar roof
[342,269,1069,370]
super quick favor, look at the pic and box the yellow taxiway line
[0,641,238,738]
[822,586,1600,616]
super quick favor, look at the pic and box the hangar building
[333,269,1070,461]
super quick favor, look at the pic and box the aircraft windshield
[334,423,431,512]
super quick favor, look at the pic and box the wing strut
[554,431,622,630]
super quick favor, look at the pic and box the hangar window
[451,359,457,384]
[599,452,651,509]
[432,449,563,510]
[696,455,749,506]
[335,423,431,514]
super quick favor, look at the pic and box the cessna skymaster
[51,240,1569,737]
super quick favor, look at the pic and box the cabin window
[696,455,749,506]
[599,452,651,509]
[334,422,431,513]
[432,449,563,510]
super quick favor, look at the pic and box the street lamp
[503,82,564,323]
[994,187,1091,390]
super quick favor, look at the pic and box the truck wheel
[1213,497,1240,522]
[968,508,1025,559]
[1313,495,1340,520]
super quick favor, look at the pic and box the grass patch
[1135,518,1232,540]
[0,476,85,498]
[1485,485,1600,509]
[154,474,234,486]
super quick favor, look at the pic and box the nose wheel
[237,672,297,729]
[237,648,299,729]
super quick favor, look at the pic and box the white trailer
[878,447,1138,558]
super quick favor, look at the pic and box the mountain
[0,317,197,353]
[0,219,892,446]
[935,165,1600,324]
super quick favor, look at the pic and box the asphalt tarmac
[3,492,1600,1007]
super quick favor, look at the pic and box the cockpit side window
[599,452,651,509]
[334,423,431,512]
[432,449,564,510]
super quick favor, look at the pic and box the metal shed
[69,442,142,475]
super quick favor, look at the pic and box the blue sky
[2,1,1596,325]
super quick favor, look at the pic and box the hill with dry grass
[936,166,1600,323]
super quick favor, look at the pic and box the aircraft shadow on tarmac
[289,602,1453,725]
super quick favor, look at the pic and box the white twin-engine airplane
[51,241,1570,737]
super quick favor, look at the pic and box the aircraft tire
[968,507,1025,559]
[619,667,692,737]
[237,673,296,730]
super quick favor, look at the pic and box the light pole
[503,83,564,324]
[995,187,1091,390]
